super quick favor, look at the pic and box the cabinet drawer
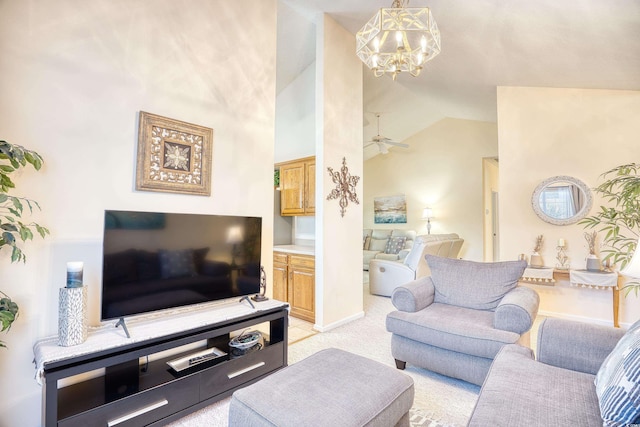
[200,342,284,400]
[59,375,199,427]
[273,252,288,264]
[290,255,314,269]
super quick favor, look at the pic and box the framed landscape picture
[136,111,213,196]
[374,194,407,224]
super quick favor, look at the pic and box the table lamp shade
[621,239,640,279]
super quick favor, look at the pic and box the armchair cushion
[494,286,540,334]
[387,304,521,360]
[595,319,640,427]
[426,255,527,310]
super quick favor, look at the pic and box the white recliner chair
[369,235,464,297]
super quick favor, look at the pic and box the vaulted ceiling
[277,0,640,159]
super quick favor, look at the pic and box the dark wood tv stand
[38,302,288,427]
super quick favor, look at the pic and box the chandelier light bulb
[396,31,404,49]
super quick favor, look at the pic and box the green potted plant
[580,162,640,294]
[0,140,49,348]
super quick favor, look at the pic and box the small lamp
[421,208,434,234]
[621,238,640,278]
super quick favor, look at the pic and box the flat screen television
[100,210,262,321]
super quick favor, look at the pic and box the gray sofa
[468,317,638,427]
[387,256,539,386]
[363,229,460,271]
[363,229,417,270]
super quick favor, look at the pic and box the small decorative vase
[530,252,543,267]
[58,286,88,347]
[586,255,601,272]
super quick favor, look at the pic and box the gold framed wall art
[136,111,213,196]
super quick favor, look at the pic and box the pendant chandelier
[356,0,441,80]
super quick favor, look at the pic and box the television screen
[101,210,262,321]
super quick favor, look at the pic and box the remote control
[188,353,217,365]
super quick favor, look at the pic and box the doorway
[482,158,499,261]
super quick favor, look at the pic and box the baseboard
[313,311,365,332]
[538,309,631,329]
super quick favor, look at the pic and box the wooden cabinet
[278,156,315,216]
[273,252,289,302]
[273,251,315,323]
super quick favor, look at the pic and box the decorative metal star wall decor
[326,157,360,217]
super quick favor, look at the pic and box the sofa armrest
[390,276,435,313]
[369,259,416,297]
[536,318,625,375]
[493,286,540,335]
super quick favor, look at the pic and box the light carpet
[168,281,481,426]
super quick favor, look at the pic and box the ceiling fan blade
[384,141,409,148]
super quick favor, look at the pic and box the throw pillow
[159,249,196,279]
[369,238,389,252]
[426,255,527,310]
[363,235,371,250]
[385,236,407,255]
[595,319,640,427]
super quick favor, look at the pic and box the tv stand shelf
[36,302,288,427]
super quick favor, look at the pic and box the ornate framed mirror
[531,176,593,225]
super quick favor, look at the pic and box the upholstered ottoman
[228,348,414,426]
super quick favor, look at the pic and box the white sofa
[363,229,417,271]
[369,234,463,296]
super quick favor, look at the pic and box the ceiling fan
[364,114,409,154]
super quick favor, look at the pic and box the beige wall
[498,86,640,326]
[363,118,498,261]
[315,15,364,330]
[0,0,277,424]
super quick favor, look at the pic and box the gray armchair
[386,255,539,386]
[468,318,628,426]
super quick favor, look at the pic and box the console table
[568,269,620,328]
[34,299,289,427]
[520,267,621,328]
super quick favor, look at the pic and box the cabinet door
[305,161,315,215]
[272,255,288,303]
[289,266,315,323]
[280,162,305,216]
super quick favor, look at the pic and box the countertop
[273,244,315,256]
